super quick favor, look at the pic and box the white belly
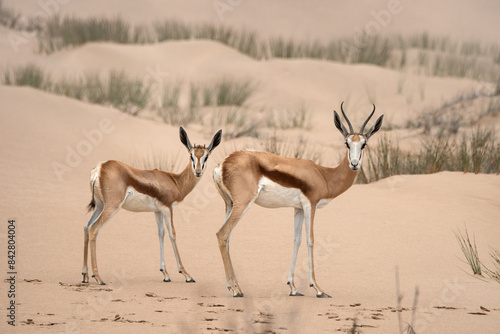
[253,177,332,210]
[122,186,159,212]
[254,177,305,209]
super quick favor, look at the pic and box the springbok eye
[345,142,350,149]
[361,143,366,149]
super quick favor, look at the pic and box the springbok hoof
[163,278,171,282]
[81,275,89,284]
[92,275,106,285]
[316,292,332,298]
[186,278,196,283]
[233,292,244,297]
[290,292,304,296]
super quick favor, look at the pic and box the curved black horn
[340,101,354,134]
[360,104,376,134]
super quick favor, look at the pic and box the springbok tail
[87,179,96,213]
[87,168,99,212]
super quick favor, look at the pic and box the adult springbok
[213,102,383,297]
[82,127,222,285]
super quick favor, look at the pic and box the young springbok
[82,127,222,285]
[213,102,383,297]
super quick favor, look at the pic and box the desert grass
[190,78,255,108]
[158,108,200,126]
[267,33,393,66]
[264,104,311,130]
[264,133,324,165]
[455,227,500,284]
[2,65,149,114]
[455,226,482,275]
[408,89,500,136]
[160,83,181,109]
[2,63,51,89]
[126,149,185,173]
[6,3,495,81]
[358,128,500,183]
[1,64,257,123]
[0,0,20,29]
[153,19,192,41]
[157,84,202,125]
[194,23,262,59]
[212,78,255,107]
[40,15,131,53]
[159,78,256,127]
[3,2,499,81]
[0,0,44,32]
[106,70,150,114]
[209,108,260,139]
[396,267,419,334]
[483,248,500,284]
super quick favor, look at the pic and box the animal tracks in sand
[59,281,113,292]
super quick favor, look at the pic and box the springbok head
[333,102,384,171]
[180,127,222,177]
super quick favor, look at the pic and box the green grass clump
[359,127,500,183]
[455,226,482,276]
[193,78,255,107]
[154,19,192,41]
[41,15,131,52]
[215,78,255,106]
[107,70,150,114]
[265,104,311,130]
[3,63,51,89]
[267,34,393,66]
[1,63,257,126]
[0,0,21,29]
[210,108,260,139]
[2,65,149,114]
[264,134,323,164]
[157,83,201,126]
[454,226,500,284]
[194,23,261,58]
[484,249,500,284]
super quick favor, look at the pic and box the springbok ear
[179,126,193,151]
[207,129,222,153]
[333,110,349,137]
[365,114,384,139]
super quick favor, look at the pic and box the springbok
[82,127,222,285]
[213,102,383,297]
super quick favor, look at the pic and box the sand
[1,1,500,333]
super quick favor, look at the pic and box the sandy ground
[1,1,500,333]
